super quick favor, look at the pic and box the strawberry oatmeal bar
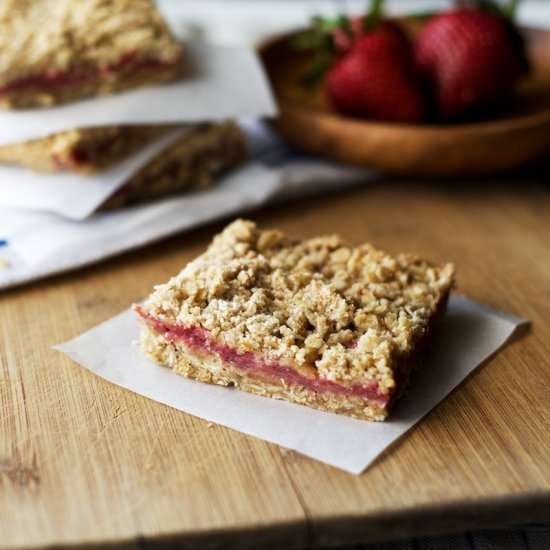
[0,122,245,176]
[135,220,455,421]
[102,122,246,208]
[0,0,183,109]
[0,126,167,173]
[0,122,246,204]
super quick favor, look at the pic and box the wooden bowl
[259,27,550,177]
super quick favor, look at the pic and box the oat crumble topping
[0,0,182,85]
[142,220,455,391]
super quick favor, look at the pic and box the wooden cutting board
[1,177,549,549]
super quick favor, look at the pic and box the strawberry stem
[364,0,385,31]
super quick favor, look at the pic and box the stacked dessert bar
[0,0,246,208]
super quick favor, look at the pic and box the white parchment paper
[0,123,376,290]
[0,128,194,220]
[54,295,526,474]
[0,43,276,146]
[1,163,281,266]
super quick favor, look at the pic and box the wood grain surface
[1,177,550,549]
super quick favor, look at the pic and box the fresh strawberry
[295,0,426,123]
[326,24,426,122]
[415,3,528,120]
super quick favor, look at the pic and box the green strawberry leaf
[290,14,347,90]
[298,49,336,90]
[291,28,327,51]
[291,14,350,51]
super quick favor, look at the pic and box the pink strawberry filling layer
[0,54,179,96]
[136,307,390,406]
